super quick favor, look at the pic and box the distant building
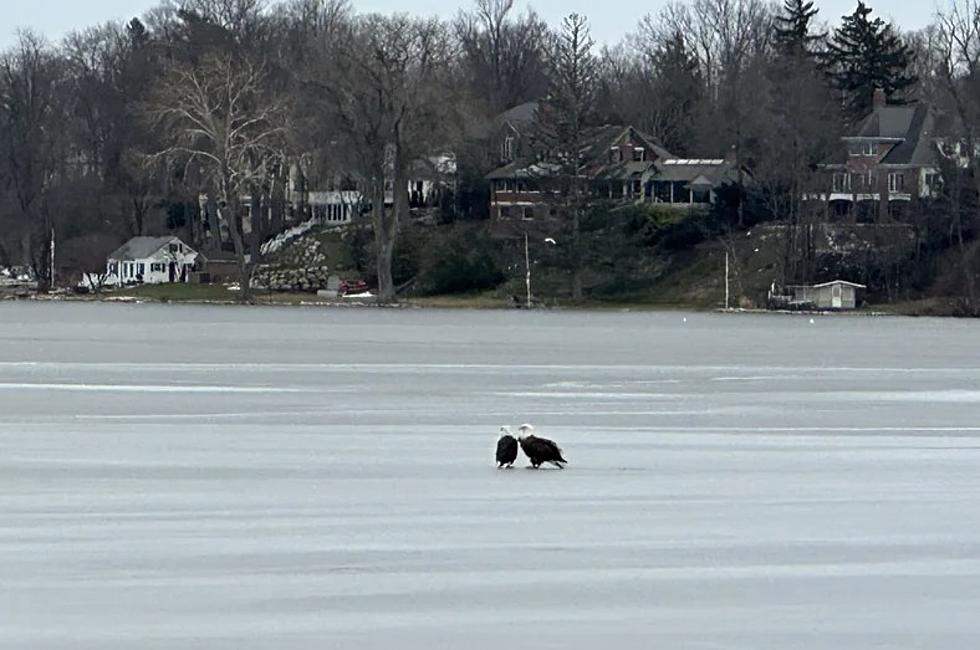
[780,280,866,310]
[485,105,743,229]
[105,236,199,286]
[814,89,956,221]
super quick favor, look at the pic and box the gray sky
[1,1,935,49]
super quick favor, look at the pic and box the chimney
[724,144,738,164]
[873,88,888,110]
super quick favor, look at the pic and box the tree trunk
[375,139,411,305]
[571,207,583,301]
[205,196,222,254]
[221,196,252,303]
[132,194,146,236]
[956,169,976,308]
[373,177,395,303]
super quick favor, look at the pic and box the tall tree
[145,54,288,301]
[826,1,917,120]
[649,32,704,155]
[598,32,703,155]
[535,13,597,301]
[773,0,823,55]
[312,14,459,303]
[454,0,551,113]
[764,0,839,283]
[0,32,69,290]
[934,0,980,307]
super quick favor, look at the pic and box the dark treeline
[1,0,979,306]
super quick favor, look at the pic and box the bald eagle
[517,424,567,469]
[496,426,519,468]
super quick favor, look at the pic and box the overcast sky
[1,1,936,49]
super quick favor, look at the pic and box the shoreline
[1,286,968,318]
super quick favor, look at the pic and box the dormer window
[610,147,622,163]
[862,142,876,156]
[633,147,646,162]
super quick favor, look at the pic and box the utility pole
[524,231,532,309]
[50,228,56,292]
[725,250,730,311]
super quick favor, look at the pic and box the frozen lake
[2,303,980,649]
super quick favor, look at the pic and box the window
[888,173,905,193]
[692,189,711,204]
[862,142,876,156]
[861,171,876,190]
[610,147,622,163]
[499,206,512,219]
[109,262,118,275]
[832,173,851,193]
[502,136,515,161]
[522,207,535,220]
[169,243,179,254]
[633,148,645,162]
[150,263,164,273]
[925,173,943,192]
[137,263,145,277]
[632,180,642,196]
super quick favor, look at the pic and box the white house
[105,236,199,286]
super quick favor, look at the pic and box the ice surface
[2,303,980,649]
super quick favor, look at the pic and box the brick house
[486,104,741,227]
[816,89,950,221]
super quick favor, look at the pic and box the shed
[790,280,866,310]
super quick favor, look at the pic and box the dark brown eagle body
[519,434,567,469]
[496,434,519,468]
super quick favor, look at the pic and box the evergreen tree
[773,0,824,57]
[535,13,597,165]
[826,1,917,119]
[765,0,839,283]
[534,13,597,301]
[651,32,703,155]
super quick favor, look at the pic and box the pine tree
[773,0,824,57]
[535,14,597,169]
[825,1,917,120]
[534,13,597,301]
[766,0,839,284]
[651,32,703,156]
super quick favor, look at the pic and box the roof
[855,105,918,139]
[108,236,193,261]
[829,102,948,167]
[485,124,677,181]
[496,101,539,130]
[654,159,739,185]
[811,280,867,289]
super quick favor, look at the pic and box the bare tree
[0,31,69,291]
[934,0,980,306]
[454,0,551,112]
[312,14,458,303]
[145,53,288,300]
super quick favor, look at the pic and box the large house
[815,89,950,220]
[105,236,199,286]
[236,154,458,233]
[486,103,741,225]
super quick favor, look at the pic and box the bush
[418,228,505,295]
